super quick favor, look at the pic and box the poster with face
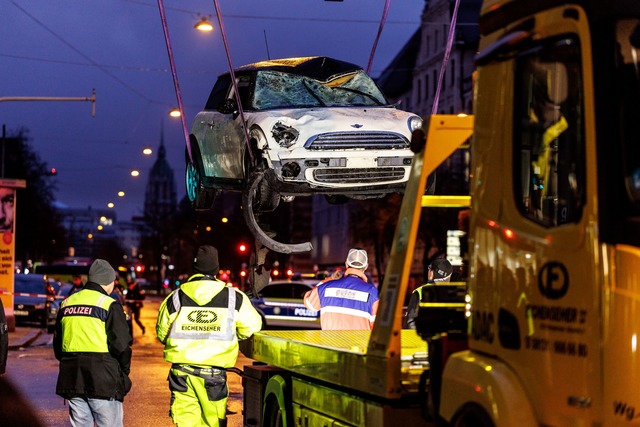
[0,181,25,329]
[0,187,15,233]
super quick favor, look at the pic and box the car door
[197,73,250,183]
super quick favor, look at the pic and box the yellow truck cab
[437,0,640,425]
[240,0,640,426]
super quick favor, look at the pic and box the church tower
[144,128,177,226]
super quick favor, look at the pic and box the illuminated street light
[130,170,140,177]
[107,202,114,208]
[169,108,181,118]
[142,147,152,155]
[221,217,229,223]
[118,191,125,197]
[194,16,214,32]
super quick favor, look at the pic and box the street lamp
[169,108,181,118]
[194,16,214,32]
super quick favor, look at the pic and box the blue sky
[0,0,424,221]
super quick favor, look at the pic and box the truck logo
[472,310,494,343]
[538,262,568,300]
[187,310,218,323]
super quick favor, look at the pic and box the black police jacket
[53,282,133,401]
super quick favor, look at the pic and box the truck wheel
[263,375,291,427]
[263,395,285,427]
[451,403,495,427]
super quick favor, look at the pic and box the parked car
[187,56,422,211]
[13,274,56,330]
[250,279,320,329]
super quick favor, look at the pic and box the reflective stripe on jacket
[304,272,379,330]
[60,288,115,353]
[156,274,262,368]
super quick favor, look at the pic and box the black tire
[263,395,286,427]
[244,169,280,214]
[451,403,495,427]
[185,143,217,212]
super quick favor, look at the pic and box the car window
[15,276,45,294]
[260,284,293,299]
[291,284,312,299]
[252,70,387,110]
[205,74,231,110]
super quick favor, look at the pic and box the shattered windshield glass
[252,70,388,110]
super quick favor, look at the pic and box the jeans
[68,397,123,427]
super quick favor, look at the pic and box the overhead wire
[157,0,191,158]
[9,1,162,105]
[432,0,462,115]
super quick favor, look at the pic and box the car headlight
[408,116,423,132]
[271,121,299,148]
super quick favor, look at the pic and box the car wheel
[185,146,217,211]
[245,169,280,213]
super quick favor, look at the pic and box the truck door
[470,5,601,425]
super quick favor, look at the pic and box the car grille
[305,132,409,150]
[313,167,405,184]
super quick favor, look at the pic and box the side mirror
[217,98,238,115]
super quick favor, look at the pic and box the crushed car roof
[233,56,363,81]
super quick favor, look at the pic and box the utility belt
[172,363,227,379]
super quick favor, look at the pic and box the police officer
[53,259,133,427]
[156,245,262,427]
[405,258,453,329]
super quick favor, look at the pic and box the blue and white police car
[250,279,320,329]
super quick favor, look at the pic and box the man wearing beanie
[405,258,453,329]
[156,245,262,427]
[304,248,379,330]
[53,259,132,427]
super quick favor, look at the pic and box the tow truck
[238,0,640,426]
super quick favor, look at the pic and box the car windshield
[251,70,388,110]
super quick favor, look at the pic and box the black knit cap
[193,245,219,275]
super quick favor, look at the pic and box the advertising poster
[0,180,26,329]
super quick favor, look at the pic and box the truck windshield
[615,19,640,208]
[252,70,388,110]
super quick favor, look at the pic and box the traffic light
[45,167,57,176]
[238,243,248,253]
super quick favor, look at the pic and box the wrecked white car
[186,56,422,212]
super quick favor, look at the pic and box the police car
[250,279,320,329]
